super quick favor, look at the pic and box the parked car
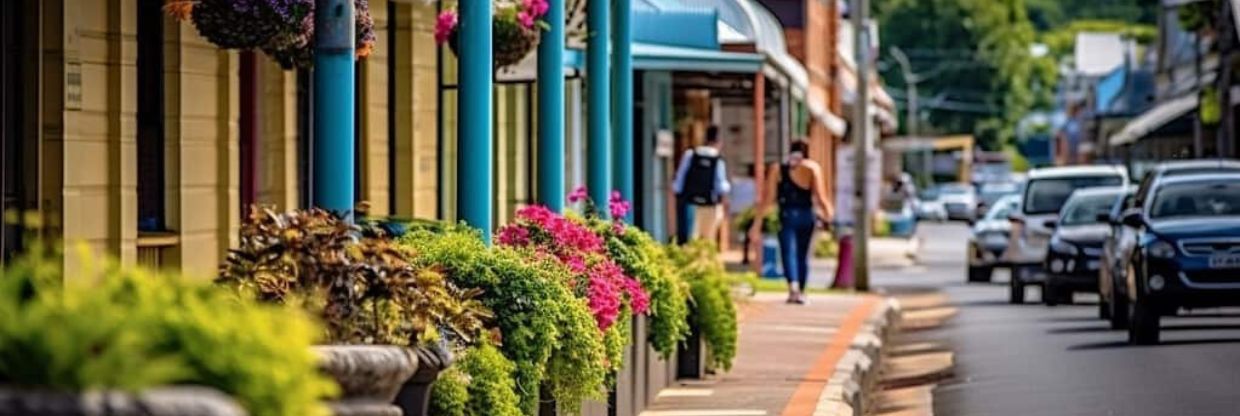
[1122,173,1240,345]
[1100,159,1240,328]
[1006,165,1127,304]
[1042,187,1128,306]
[1098,189,1136,327]
[976,181,1021,217]
[967,194,1019,283]
[937,183,977,221]
[916,189,948,221]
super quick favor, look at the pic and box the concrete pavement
[640,292,898,416]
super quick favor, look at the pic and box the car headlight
[1050,238,1078,256]
[1148,241,1177,259]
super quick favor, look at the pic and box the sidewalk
[724,235,921,288]
[639,292,888,416]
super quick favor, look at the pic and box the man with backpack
[673,126,732,243]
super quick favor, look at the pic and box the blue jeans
[779,206,815,291]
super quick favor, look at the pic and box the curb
[813,297,902,416]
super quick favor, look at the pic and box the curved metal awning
[1109,94,1196,147]
[633,43,764,73]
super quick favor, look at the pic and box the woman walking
[748,140,835,304]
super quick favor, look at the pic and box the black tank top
[777,164,813,209]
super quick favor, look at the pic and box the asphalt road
[875,222,1240,416]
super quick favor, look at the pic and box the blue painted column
[458,0,494,240]
[611,0,633,221]
[312,0,356,217]
[537,0,566,212]
[587,0,611,214]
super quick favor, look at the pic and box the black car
[1042,187,1127,306]
[1100,160,1240,329]
[1122,173,1240,345]
[1098,190,1136,328]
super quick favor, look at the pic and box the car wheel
[968,266,993,283]
[1128,297,1160,345]
[1009,271,1025,304]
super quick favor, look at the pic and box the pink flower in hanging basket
[435,10,459,45]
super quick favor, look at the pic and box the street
[877,222,1240,416]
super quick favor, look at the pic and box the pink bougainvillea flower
[609,191,631,219]
[434,10,458,45]
[567,186,589,204]
[517,10,535,29]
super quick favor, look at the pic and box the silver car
[1006,165,1128,304]
[967,194,1019,283]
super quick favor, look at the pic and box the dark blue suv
[1122,173,1240,345]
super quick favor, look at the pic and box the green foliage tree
[876,0,1056,150]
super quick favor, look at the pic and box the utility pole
[851,0,871,291]
[890,46,929,187]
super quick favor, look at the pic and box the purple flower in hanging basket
[261,0,377,69]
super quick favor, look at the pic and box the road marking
[779,296,880,416]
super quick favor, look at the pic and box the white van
[1006,165,1127,303]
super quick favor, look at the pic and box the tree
[876,0,1055,150]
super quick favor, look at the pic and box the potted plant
[402,223,608,415]
[0,247,337,416]
[219,207,491,416]
[435,0,550,70]
[666,241,739,380]
[165,0,376,69]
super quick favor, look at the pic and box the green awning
[633,42,763,73]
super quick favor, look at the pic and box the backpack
[681,150,720,205]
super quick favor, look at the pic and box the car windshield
[918,190,940,200]
[1149,179,1240,219]
[1024,176,1124,215]
[984,198,1016,221]
[1060,193,1120,226]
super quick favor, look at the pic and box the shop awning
[1108,94,1195,146]
[632,43,764,73]
[1110,86,1240,146]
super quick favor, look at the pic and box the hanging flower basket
[166,0,376,70]
[436,0,549,70]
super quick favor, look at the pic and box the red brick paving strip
[779,296,880,416]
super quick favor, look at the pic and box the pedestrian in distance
[749,139,835,304]
[673,125,732,244]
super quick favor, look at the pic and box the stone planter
[393,346,453,416]
[314,345,420,416]
[0,386,244,416]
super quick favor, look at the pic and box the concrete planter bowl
[0,386,245,416]
[314,345,419,416]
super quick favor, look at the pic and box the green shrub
[428,367,468,416]
[666,241,739,371]
[401,224,607,415]
[457,343,522,416]
[0,246,338,416]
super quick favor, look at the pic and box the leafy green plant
[401,224,607,415]
[0,245,338,416]
[666,241,739,371]
[456,343,523,416]
[219,207,491,347]
[814,234,839,258]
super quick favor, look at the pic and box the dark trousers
[778,206,815,291]
[675,196,695,244]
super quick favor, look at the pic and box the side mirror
[1043,219,1058,229]
[1121,209,1144,228]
